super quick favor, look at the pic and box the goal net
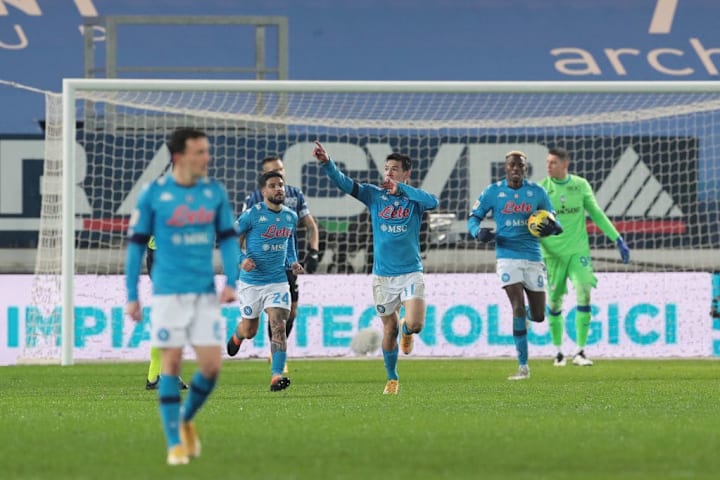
[29,80,720,363]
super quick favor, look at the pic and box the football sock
[576,305,591,348]
[231,333,243,346]
[147,346,162,382]
[271,350,287,377]
[158,374,182,447]
[512,316,528,366]
[548,309,564,349]
[182,371,216,423]
[382,346,399,380]
[401,321,412,336]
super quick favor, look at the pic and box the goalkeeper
[540,147,630,367]
[144,236,188,391]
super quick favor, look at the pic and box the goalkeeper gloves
[476,227,495,243]
[538,218,563,237]
[303,249,321,274]
[616,237,630,264]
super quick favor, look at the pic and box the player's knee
[200,362,221,380]
[512,305,526,318]
[384,324,399,338]
[575,284,592,305]
[405,319,424,334]
[240,321,258,339]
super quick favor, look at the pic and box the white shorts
[496,258,547,292]
[237,280,291,319]
[372,271,425,316]
[150,293,224,348]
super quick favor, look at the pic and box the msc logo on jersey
[381,223,408,233]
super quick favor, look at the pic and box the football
[350,327,382,355]
[527,209,555,237]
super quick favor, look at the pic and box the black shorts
[286,270,299,303]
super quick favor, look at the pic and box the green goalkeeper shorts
[544,252,598,301]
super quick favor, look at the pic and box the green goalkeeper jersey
[539,174,620,257]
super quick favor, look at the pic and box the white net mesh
[27,82,720,361]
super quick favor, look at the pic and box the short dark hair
[548,147,570,162]
[258,170,284,188]
[167,128,207,155]
[261,156,282,168]
[386,153,411,171]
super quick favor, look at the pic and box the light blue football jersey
[235,202,298,285]
[468,179,556,261]
[243,184,309,263]
[322,159,438,276]
[127,175,238,298]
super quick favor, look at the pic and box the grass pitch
[1,359,718,480]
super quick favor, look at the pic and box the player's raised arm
[313,140,358,195]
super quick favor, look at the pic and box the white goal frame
[58,78,720,365]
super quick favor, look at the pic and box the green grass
[1,359,719,480]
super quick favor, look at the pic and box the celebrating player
[235,156,321,372]
[313,141,439,395]
[125,128,239,466]
[540,147,630,367]
[227,171,304,391]
[467,150,562,380]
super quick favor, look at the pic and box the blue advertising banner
[0,133,710,249]
[1,0,720,132]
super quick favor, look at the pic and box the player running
[227,171,304,391]
[468,150,562,380]
[313,141,438,395]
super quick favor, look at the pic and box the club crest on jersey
[167,205,215,226]
[261,224,292,239]
[501,201,533,214]
[379,205,410,219]
[526,190,534,197]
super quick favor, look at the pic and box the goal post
[34,79,720,365]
